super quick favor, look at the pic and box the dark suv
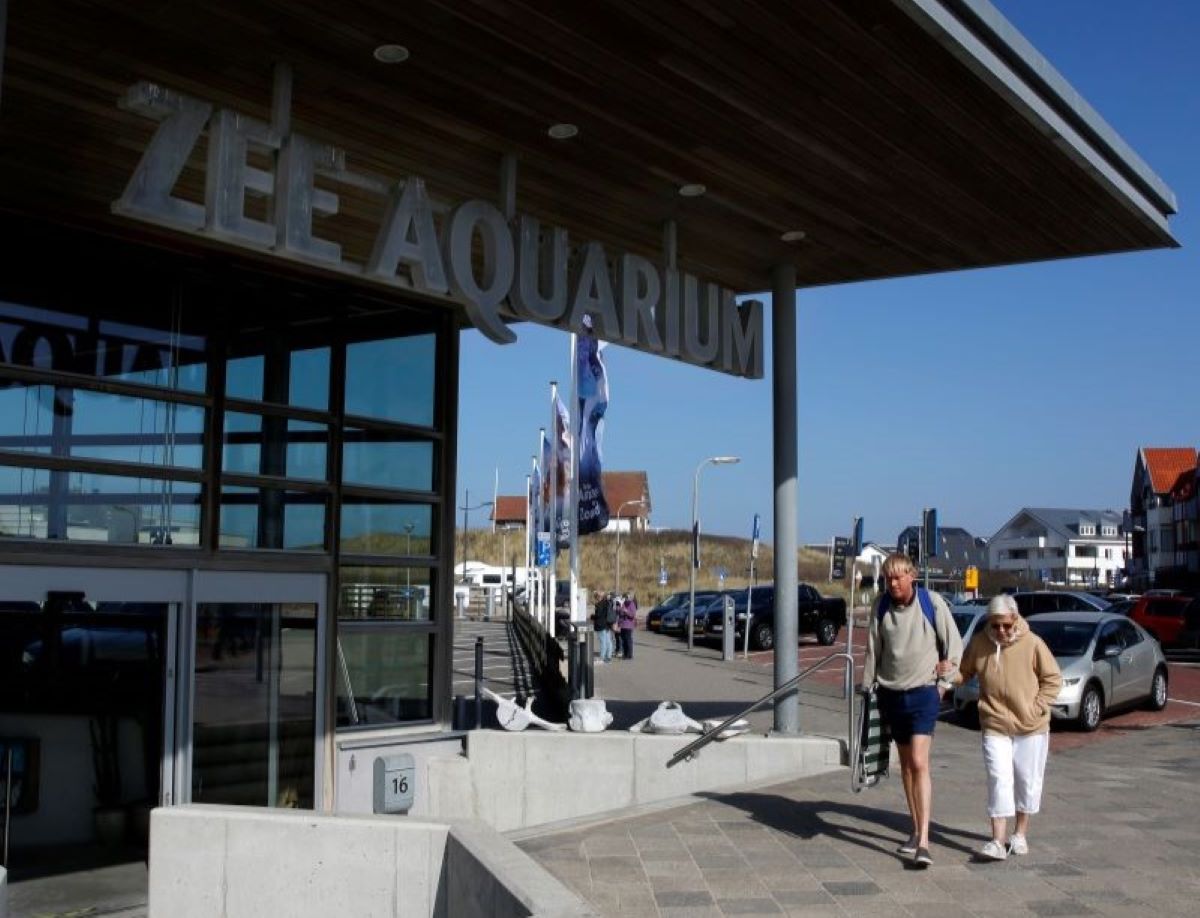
[701,584,846,650]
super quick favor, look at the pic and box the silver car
[953,611,1168,732]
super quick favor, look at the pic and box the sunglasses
[991,620,1016,631]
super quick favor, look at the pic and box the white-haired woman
[956,594,1062,860]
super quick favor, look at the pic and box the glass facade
[0,238,454,737]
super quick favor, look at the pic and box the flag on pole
[574,317,610,536]
[551,393,572,550]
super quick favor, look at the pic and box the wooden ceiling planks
[0,0,1173,298]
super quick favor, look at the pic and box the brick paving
[517,628,1200,916]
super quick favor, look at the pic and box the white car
[953,611,1168,731]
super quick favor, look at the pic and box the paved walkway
[517,628,1200,916]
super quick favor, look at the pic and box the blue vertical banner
[552,395,572,550]
[530,451,542,563]
[574,319,610,536]
[852,516,864,557]
[751,513,761,560]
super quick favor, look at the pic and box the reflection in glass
[0,302,207,392]
[219,487,326,550]
[339,503,432,555]
[339,566,433,620]
[225,355,264,402]
[289,347,330,411]
[345,334,435,426]
[193,602,315,807]
[342,431,433,491]
[0,383,204,469]
[223,413,328,480]
[0,465,200,544]
[336,628,431,727]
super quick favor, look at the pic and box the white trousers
[981,732,1049,818]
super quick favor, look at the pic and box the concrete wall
[335,731,465,819]
[1,865,7,918]
[148,805,594,918]
[424,731,844,834]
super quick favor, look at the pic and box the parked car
[1176,596,1200,649]
[1105,598,1136,617]
[703,583,846,650]
[647,591,715,631]
[659,592,724,636]
[1127,594,1192,646]
[1010,590,1110,617]
[953,611,1167,732]
[951,606,987,645]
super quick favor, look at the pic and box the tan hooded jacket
[958,615,1062,737]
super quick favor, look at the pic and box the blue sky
[456,0,1198,548]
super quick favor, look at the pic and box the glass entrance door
[181,572,327,810]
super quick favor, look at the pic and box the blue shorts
[877,685,940,743]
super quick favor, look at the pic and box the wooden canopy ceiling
[0,0,1178,295]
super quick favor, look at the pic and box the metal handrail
[666,652,856,782]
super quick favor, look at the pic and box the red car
[1128,595,1192,646]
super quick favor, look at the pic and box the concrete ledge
[430,731,843,833]
[148,805,593,918]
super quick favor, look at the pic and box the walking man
[861,552,962,867]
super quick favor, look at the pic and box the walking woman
[956,594,1062,860]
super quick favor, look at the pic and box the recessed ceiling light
[373,44,410,64]
[548,123,579,140]
[678,183,707,197]
[780,230,807,242]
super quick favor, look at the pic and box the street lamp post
[614,499,647,594]
[688,456,740,650]
[457,489,493,582]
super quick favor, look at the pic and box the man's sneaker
[1008,834,1028,856]
[977,840,1008,861]
[896,835,919,856]
[913,847,933,868]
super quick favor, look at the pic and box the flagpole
[548,382,558,639]
[568,332,581,627]
[524,471,532,602]
[492,468,499,533]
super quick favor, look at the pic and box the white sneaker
[977,839,1008,861]
[1008,834,1028,855]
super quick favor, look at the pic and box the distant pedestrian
[954,594,1062,861]
[592,591,616,663]
[861,553,962,868]
[618,594,638,659]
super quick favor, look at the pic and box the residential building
[1129,447,1197,589]
[489,470,651,534]
[988,509,1126,587]
[1166,467,1199,589]
[896,526,987,591]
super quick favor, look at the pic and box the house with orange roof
[1129,447,1198,589]
[489,471,651,534]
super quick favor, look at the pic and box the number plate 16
[373,753,416,815]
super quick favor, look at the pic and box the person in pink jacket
[956,594,1062,861]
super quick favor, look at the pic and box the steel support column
[771,264,799,734]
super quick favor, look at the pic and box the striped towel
[854,689,891,790]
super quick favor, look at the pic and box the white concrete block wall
[435,731,844,834]
[148,806,448,918]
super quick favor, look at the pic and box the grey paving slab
[517,629,1200,917]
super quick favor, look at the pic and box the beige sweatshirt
[862,589,962,690]
[958,617,1062,737]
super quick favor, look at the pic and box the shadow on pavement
[696,790,987,861]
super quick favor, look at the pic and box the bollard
[584,628,595,697]
[485,589,495,622]
[565,624,578,700]
[474,636,484,729]
[456,592,466,620]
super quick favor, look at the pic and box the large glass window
[344,334,435,426]
[342,430,433,491]
[0,383,204,469]
[219,487,326,550]
[336,629,431,726]
[223,413,329,481]
[0,302,208,393]
[0,465,200,544]
[339,502,432,555]
[339,565,433,621]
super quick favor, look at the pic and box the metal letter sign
[112,76,764,378]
